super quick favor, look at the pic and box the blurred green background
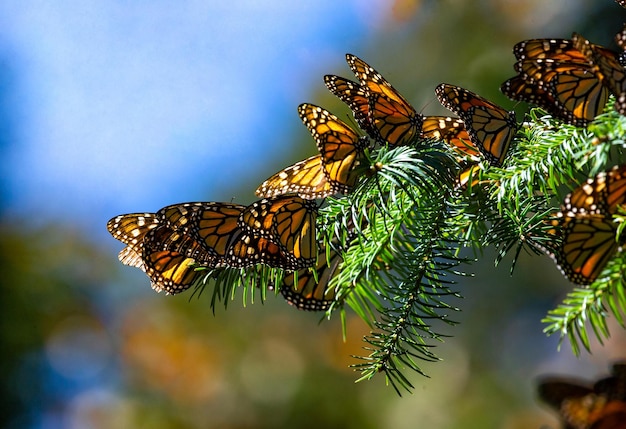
[2,1,626,428]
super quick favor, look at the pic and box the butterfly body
[346,54,423,146]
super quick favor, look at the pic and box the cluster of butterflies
[540,165,626,286]
[108,6,626,309]
[501,26,626,127]
[538,362,626,429]
[106,195,341,310]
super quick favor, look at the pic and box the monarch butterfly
[238,195,318,268]
[325,71,476,159]
[156,201,246,264]
[501,71,609,127]
[300,103,368,191]
[176,200,302,270]
[106,213,160,268]
[108,199,306,286]
[540,377,607,429]
[545,212,623,285]
[346,54,423,146]
[572,32,626,115]
[323,74,379,140]
[538,364,626,429]
[539,376,594,411]
[256,104,367,200]
[502,38,609,127]
[420,116,485,189]
[435,83,517,167]
[281,246,342,311]
[108,207,232,292]
[141,225,210,294]
[541,165,626,285]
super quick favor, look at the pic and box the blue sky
[0,1,385,237]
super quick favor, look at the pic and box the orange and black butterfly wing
[539,376,610,429]
[141,225,209,294]
[436,84,516,167]
[270,197,317,265]
[512,39,588,64]
[542,384,601,429]
[368,92,423,146]
[514,58,590,82]
[107,213,160,268]
[501,75,563,119]
[156,202,212,232]
[346,54,423,146]
[573,33,626,115]
[255,155,334,200]
[281,248,342,311]
[298,103,367,193]
[540,165,626,284]
[225,232,295,270]
[546,69,609,125]
[421,115,479,158]
[505,38,608,126]
[188,203,246,262]
[502,70,608,127]
[239,196,318,268]
[595,165,626,214]
[565,165,626,215]
[455,163,483,190]
[324,74,378,140]
[545,213,620,285]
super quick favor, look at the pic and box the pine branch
[192,265,283,311]
[484,101,626,354]
[194,98,626,392]
[541,251,626,355]
[320,143,468,393]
